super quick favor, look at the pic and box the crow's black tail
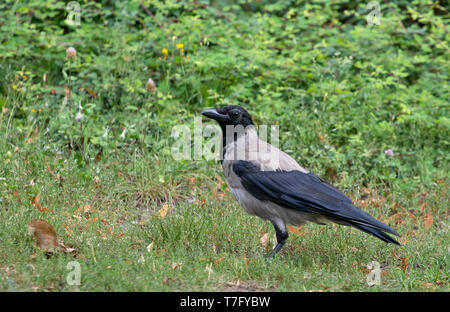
[352,223,400,245]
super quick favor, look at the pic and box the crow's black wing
[232,161,400,244]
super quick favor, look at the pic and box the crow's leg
[267,219,288,259]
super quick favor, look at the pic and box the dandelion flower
[176,43,184,49]
[162,48,168,55]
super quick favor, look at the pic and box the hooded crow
[202,105,400,258]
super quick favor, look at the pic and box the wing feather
[232,161,400,243]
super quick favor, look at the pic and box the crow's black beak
[201,108,228,123]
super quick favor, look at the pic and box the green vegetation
[0,0,448,291]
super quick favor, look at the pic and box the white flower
[145,78,156,92]
[103,127,109,138]
[75,112,83,122]
[120,128,127,139]
[66,47,77,60]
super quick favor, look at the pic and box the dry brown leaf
[388,212,404,224]
[28,219,59,251]
[162,277,174,284]
[260,233,269,250]
[171,262,182,270]
[88,89,97,98]
[156,204,169,219]
[216,191,225,201]
[288,225,305,235]
[28,219,75,253]
[420,202,427,213]
[421,282,435,290]
[406,210,416,222]
[423,212,433,228]
[31,194,48,212]
[78,204,91,212]
[401,257,408,274]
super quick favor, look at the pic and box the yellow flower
[12,85,17,89]
[31,108,36,113]
[186,55,189,60]
[162,48,168,55]
[176,43,183,49]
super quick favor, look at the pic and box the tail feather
[351,223,400,245]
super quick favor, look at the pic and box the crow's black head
[201,105,254,128]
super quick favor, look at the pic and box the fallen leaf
[88,89,97,98]
[401,257,408,274]
[423,212,433,228]
[288,225,305,235]
[62,222,72,237]
[171,262,182,270]
[13,190,21,203]
[28,219,75,253]
[156,204,169,219]
[420,202,427,213]
[31,194,48,212]
[406,210,416,222]
[28,219,59,251]
[388,212,404,224]
[146,242,154,253]
[162,277,174,284]
[260,233,269,250]
[421,282,434,289]
[216,191,225,200]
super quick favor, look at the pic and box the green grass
[0,138,448,291]
[0,0,449,291]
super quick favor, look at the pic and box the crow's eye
[229,110,240,119]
